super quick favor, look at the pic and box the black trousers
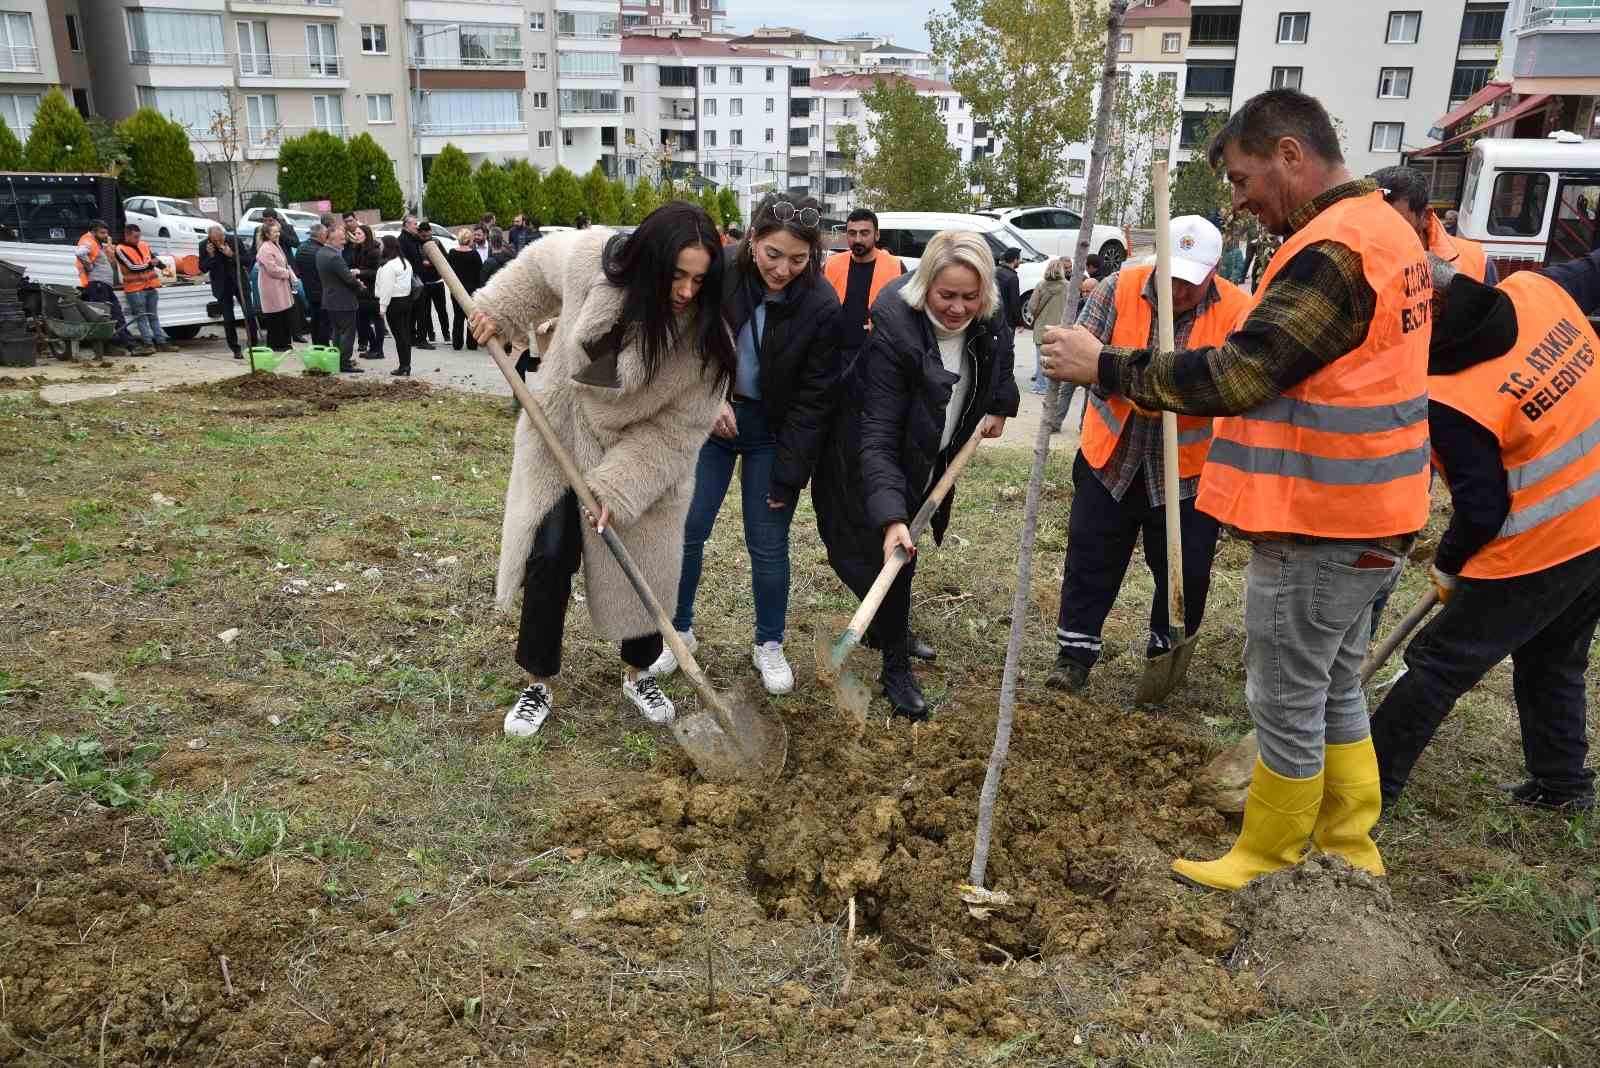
[415,282,449,342]
[1055,451,1220,669]
[82,281,137,348]
[515,491,664,677]
[262,308,293,351]
[449,294,479,350]
[307,298,330,346]
[385,299,413,370]
[215,287,257,354]
[327,309,358,368]
[1371,543,1600,802]
[359,302,386,356]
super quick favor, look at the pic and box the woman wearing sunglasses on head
[466,202,735,738]
[812,230,1018,720]
[649,194,842,695]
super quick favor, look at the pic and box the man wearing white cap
[1046,215,1252,692]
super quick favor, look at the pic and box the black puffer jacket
[721,253,843,504]
[812,274,1019,586]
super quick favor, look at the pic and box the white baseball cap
[1169,215,1223,285]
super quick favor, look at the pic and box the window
[125,11,226,66]
[956,123,963,135]
[703,98,716,116]
[703,65,717,84]
[732,160,743,177]
[1386,11,1421,44]
[789,67,809,87]
[361,24,387,54]
[136,87,227,133]
[731,99,742,117]
[558,50,619,77]
[705,129,716,146]
[0,92,39,136]
[1270,66,1302,89]
[72,89,89,116]
[305,23,340,77]
[625,156,636,176]
[625,128,635,146]
[532,91,549,109]
[244,94,277,143]
[414,88,522,131]
[766,66,775,82]
[1185,62,1234,97]
[1487,172,1549,236]
[538,130,552,148]
[763,97,774,113]
[1067,158,1086,178]
[730,129,742,146]
[938,97,950,112]
[765,127,774,142]
[1179,110,1217,148]
[1190,7,1240,45]
[1450,61,1494,102]
[1369,121,1403,152]
[65,13,80,52]
[789,127,808,147]
[1117,32,1132,53]
[1162,32,1181,53]
[1378,67,1412,99]
[366,93,393,123]
[531,51,548,70]
[659,66,694,87]
[312,94,344,132]
[557,11,619,37]
[623,96,633,113]
[623,64,633,82]
[1158,71,1178,92]
[560,89,617,113]
[1277,12,1309,44]
[1459,4,1505,45]
[731,66,743,84]
[705,161,717,177]
[562,129,572,146]
[1551,181,1600,264]
[235,21,269,74]
[529,12,544,31]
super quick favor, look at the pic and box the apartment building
[727,27,847,66]
[1,0,93,137]
[619,0,723,34]
[553,0,623,174]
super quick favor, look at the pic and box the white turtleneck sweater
[929,311,974,453]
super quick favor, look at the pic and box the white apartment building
[1,0,93,138]
[619,0,723,35]
[552,0,622,174]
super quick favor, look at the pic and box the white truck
[1454,133,1600,279]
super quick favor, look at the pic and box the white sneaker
[752,641,795,695]
[647,630,696,677]
[623,672,676,725]
[503,683,553,737]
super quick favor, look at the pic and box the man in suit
[996,247,1025,332]
[317,225,364,373]
[199,225,256,359]
[295,223,330,346]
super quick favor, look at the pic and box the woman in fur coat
[467,202,735,737]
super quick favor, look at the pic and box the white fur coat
[475,229,722,641]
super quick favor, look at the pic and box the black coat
[402,230,440,283]
[446,247,482,295]
[721,254,842,504]
[481,249,514,285]
[198,235,252,299]
[276,220,300,254]
[294,239,325,301]
[351,242,381,308]
[317,244,362,312]
[811,274,1019,587]
[996,264,1023,330]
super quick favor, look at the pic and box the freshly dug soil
[183,373,432,404]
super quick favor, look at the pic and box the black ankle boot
[880,650,928,721]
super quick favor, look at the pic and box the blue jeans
[672,400,796,645]
[124,289,168,345]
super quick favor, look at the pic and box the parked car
[236,207,321,247]
[122,196,224,242]
[870,211,1051,324]
[976,206,1128,272]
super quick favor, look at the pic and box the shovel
[1134,161,1194,706]
[814,428,985,723]
[423,243,787,783]
[1195,587,1440,812]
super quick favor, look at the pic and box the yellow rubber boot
[1312,738,1386,875]
[1173,758,1322,890]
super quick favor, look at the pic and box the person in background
[447,227,483,351]
[996,247,1024,332]
[1027,259,1070,395]
[200,224,255,360]
[375,235,414,378]
[253,218,297,352]
[575,211,591,230]
[74,219,141,356]
[1443,209,1460,236]
[467,203,735,737]
[527,215,544,243]
[823,208,903,372]
[261,208,300,256]
[349,225,385,361]
[474,225,490,266]
[415,221,450,349]
[316,224,365,373]
[507,214,530,252]
[480,212,497,232]
[481,228,514,286]
[1372,165,1496,284]
[651,194,842,696]
[1219,236,1249,285]
[259,210,305,342]
[116,224,177,353]
[813,230,1018,720]
[295,223,330,346]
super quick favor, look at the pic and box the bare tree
[195,89,264,366]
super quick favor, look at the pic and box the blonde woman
[446,227,483,350]
[811,230,1019,719]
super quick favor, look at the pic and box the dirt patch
[1231,855,1453,1009]
[182,373,432,405]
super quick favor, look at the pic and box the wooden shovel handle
[1360,587,1438,684]
[1152,162,1187,640]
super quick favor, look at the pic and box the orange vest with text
[1196,191,1433,538]
[75,231,105,287]
[1428,214,1488,283]
[117,240,162,293]
[1080,264,1251,479]
[1428,271,1600,578]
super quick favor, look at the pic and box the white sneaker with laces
[503,683,554,737]
[752,641,795,695]
[646,630,696,677]
[623,672,676,725]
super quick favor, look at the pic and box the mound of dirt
[1230,855,1452,1009]
[183,373,431,405]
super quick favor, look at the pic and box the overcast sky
[724,0,936,51]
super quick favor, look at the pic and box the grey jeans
[1244,539,1404,778]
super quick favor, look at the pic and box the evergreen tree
[474,159,517,222]
[580,165,618,224]
[536,166,584,225]
[1169,111,1230,221]
[608,178,629,223]
[697,184,722,227]
[508,160,543,220]
[622,178,659,225]
[716,186,742,227]
[348,133,404,219]
[118,109,197,198]
[0,115,23,171]
[421,145,484,225]
[278,129,358,212]
[22,89,98,172]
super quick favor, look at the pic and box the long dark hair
[738,193,823,281]
[380,234,402,264]
[601,200,734,390]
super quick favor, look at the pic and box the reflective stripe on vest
[1078,264,1250,479]
[119,241,160,293]
[1197,191,1432,538]
[1429,271,1600,578]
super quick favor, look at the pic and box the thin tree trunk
[968,0,1131,890]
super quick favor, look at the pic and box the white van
[1455,133,1600,276]
[869,211,1051,324]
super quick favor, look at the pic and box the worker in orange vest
[116,224,178,353]
[74,220,141,355]
[1372,165,1495,284]
[823,209,904,370]
[1046,216,1251,693]
[1370,248,1600,814]
[1040,88,1432,889]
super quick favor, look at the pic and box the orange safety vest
[1196,191,1432,538]
[1428,271,1600,579]
[76,231,105,287]
[824,247,901,321]
[1427,214,1488,283]
[1080,264,1251,479]
[117,240,162,293]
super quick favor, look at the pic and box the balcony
[249,123,349,144]
[130,48,230,66]
[236,53,348,80]
[407,52,523,69]
[417,119,525,134]
[660,102,694,121]
[230,0,343,15]
[1514,1,1600,88]
[1523,1,1600,28]
[0,46,41,72]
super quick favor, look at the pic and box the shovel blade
[814,621,871,725]
[1134,636,1198,705]
[670,679,787,783]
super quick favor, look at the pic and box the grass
[0,734,157,808]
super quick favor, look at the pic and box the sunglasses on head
[769,201,821,229]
